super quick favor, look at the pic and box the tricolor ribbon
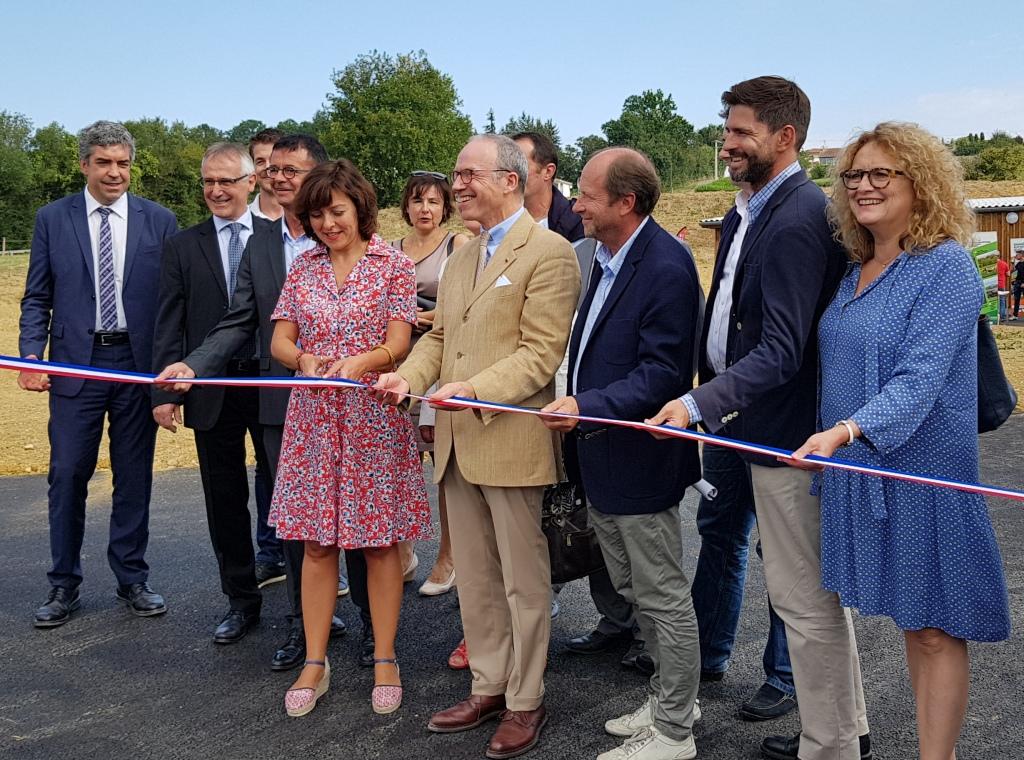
[3,354,1022,503]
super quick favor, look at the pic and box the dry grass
[2,180,1021,476]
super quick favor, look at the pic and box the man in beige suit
[376,134,579,759]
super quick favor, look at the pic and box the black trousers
[193,385,265,616]
[263,424,371,633]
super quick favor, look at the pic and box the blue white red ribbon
[3,354,1022,503]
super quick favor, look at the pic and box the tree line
[2,49,1022,243]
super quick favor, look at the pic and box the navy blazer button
[720,416,728,424]
[736,322,742,330]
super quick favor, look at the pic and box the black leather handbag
[541,480,606,585]
[977,314,1017,433]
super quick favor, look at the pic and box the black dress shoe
[358,627,375,668]
[255,562,286,588]
[761,731,872,760]
[700,669,725,682]
[213,609,259,644]
[620,639,655,675]
[565,628,631,654]
[115,582,167,617]
[330,615,346,638]
[34,587,81,629]
[271,630,305,671]
[739,683,798,721]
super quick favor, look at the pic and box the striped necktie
[225,222,258,360]
[96,207,118,330]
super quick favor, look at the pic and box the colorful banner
[971,231,1000,321]
[2,354,1022,504]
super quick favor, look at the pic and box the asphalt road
[1,420,1022,760]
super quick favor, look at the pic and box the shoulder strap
[446,233,456,257]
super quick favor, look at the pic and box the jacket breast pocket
[599,318,638,365]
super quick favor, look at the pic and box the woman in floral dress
[269,159,432,717]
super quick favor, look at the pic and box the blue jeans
[691,444,794,695]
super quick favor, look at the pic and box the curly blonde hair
[828,122,975,262]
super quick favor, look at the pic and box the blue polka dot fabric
[817,240,1011,642]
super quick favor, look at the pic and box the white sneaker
[598,726,697,760]
[605,697,701,737]
[605,696,655,737]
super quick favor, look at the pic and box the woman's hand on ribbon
[784,428,847,471]
[154,362,196,393]
[16,355,50,392]
[322,356,368,382]
[539,396,580,432]
[645,399,691,439]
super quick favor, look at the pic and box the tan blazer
[399,212,580,487]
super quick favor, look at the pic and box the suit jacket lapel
[198,219,228,299]
[270,218,287,289]
[736,171,808,268]
[69,194,95,284]
[123,193,144,286]
[568,258,604,379]
[583,220,653,343]
[465,213,533,309]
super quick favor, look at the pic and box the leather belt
[93,331,130,346]
[226,359,260,376]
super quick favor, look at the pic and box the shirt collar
[595,216,650,274]
[482,206,526,251]
[739,160,802,224]
[281,217,310,245]
[84,187,129,219]
[213,209,253,233]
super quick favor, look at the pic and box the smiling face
[452,139,512,228]
[720,105,779,190]
[847,141,915,243]
[269,147,316,209]
[407,184,445,233]
[251,141,276,195]
[308,190,362,254]
[81,144,132,205]
[573,156,619,243]
[202,153,256,221]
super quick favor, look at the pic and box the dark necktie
[96,207,118,330]
[226,222,258,360]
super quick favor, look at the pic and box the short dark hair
[271,133,329,165]
[248,128,285,158]
[597,147,661,217]
[512,131,558,172]
[294,159,378,243]
[399,173,455,226]
[720,76,811,151]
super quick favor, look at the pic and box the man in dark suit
[151,142,274,644]
[19,120,177,628]
[542,147,702,760]
[154,134,364,671]
[513,131,584,242]
[649,77,869,760]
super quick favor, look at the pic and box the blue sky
[4,0,1022,150]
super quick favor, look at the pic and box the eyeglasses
[265,166,311,179]
[451,168,511,185]
[200,174,251,189]
[411,170,449,181]
[840,168,907,190]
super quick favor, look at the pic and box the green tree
[695,123,723,148]
[318,50,473,206]
[226,119,267,144]
[600,90,700,189]
[484,109,496,134]
[972,145,1024,180]
[500,112,581,183]
[123,118,208,227]
[30,122,81,205]
[575,134,608,169]
[0,111,38,241]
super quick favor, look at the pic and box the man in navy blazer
[649,77,869,760]
[18,121,177,628]
[542,148,702,760]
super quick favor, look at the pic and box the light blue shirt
[571,216,650,393]
[212,210,254,285]
[681,161,803,424]
[281,217,315,272]
[481,206,527,263]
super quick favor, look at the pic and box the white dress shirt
[705,193,752,375]
[212,210,255,287]
[84,188,128,331]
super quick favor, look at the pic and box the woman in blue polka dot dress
[790,122,1010,759]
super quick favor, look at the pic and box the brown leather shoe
[485,705,548,759]
[427,694,506,733]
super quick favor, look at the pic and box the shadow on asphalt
[1,420,1022,759]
